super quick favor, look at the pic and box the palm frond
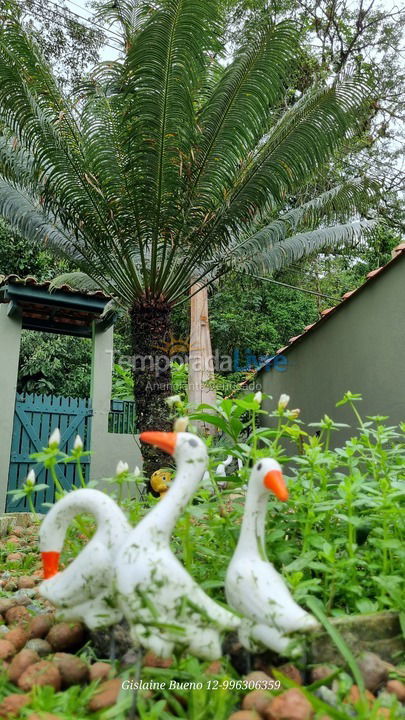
[49,272,100,292]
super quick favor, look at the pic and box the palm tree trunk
[188,282,216,433]
[130,297,172,477]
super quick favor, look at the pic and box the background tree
[0,0,378,472]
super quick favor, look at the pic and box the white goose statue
[39,488,131,629]
[225,458,318,655]
[116,431,240,660]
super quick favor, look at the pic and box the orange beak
[140,431,177,456]
[263,470,288,502]
[41,551,60,579]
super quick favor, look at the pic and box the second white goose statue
[39,488,131,629]
[225,458,318,654]
[116,431,240,660]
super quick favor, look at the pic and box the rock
[244,672,274,690]
[309,612,404,665]
[385,679,405,703]
[276,663,302,685]
[242,689,272,714]
[18,576,36,589]
[143,651,173,668]
[28,614,55,639]
[89,621,131,659]
[6,537,21,545]
[5,605,31,625]
[89,662,115,682]
[357,652,388,692]
[6,552,24,562]
[228,713,261,720]
[18,660,61,691]
[88,678,122,711]
[0,626,9,636]
[345,685,375,706]
[0,598,15,615]
[7,649,40,684]
[53,653,89,687]
[0,639,16,660]
[0,693,31,718]
[11,591,35,605]
[28,714,63,720]
[25,639,53,657]
[264,688,314,720]
[4,580,18,592]
[6,626,29,651]
[314,686,339,708]
[46,622,86,652]
[205,660,223,675]
[310,665,336,684]
[121,649,140,667]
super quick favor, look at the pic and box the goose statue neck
[139,432,207,539]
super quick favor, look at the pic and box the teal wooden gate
[7,393,92,513]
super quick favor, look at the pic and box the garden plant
[0,392,404,718]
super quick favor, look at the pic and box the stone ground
[0,514,404,719]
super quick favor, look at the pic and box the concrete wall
[0,305,22,512]
[258,257,405,440]
[90,324,142,486]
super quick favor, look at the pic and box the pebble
[46,622,86,652]
[0,693,31,718]
[18,577,36,590]
[88,678,123,711]
[0,639,16,660]
[5,605,31,625]
[357,652,388,692]
[4,580,18,592]
[310,665,336,684]
[143,650,173,668]
[12,527,26,537]
[18,660,62,691]
[53,652,89,687]
[6,552,24,562]
[228,713,261,720]
[25,639,53,657]
[122,649,140,667]
[14,589,36,602]
[7,648,40,683]
[89,661,115,682]
[205,660,223,675]
[386,679,405,703]
[346,684,375,706]
[0,598,14,614]
[244,671,274,690]
[5,626,29,651]
[0,626,9,636]
[28,614,55,639]
[314,686,339,708]
[264,688,314,720]
[277,663,302,685]
[28,714,63,720]
[242,689,272,714]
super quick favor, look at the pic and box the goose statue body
[39,488,131,629]
[225,458,317,654]
[116,431,240,660]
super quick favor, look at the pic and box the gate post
[0,304,22,513]
[90,323,114,480]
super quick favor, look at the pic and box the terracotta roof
[0,274,111,301]
[235,243,405,391]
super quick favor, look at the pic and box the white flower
[254,390,263,405]
[73,435,83,451]
[166,394,182,408]
[48,427,61,448]
[174,416,189,432]
[290,408,301,419]
[278,394,290,410]
[26,469,36,487]
[133,465,141,478]
[116,460,129,476]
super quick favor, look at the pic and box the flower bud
[278,394,290,410]
[174,416,189,432]
[290,408,301,419]
[166,394,182,407]
[73,434,83,451]
[133,465,141,478]
[26,469,36,487]
[116,460,129,476]
[49,427,61,448]
[254,391,263,405]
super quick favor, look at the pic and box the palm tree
[0,0,377,472]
